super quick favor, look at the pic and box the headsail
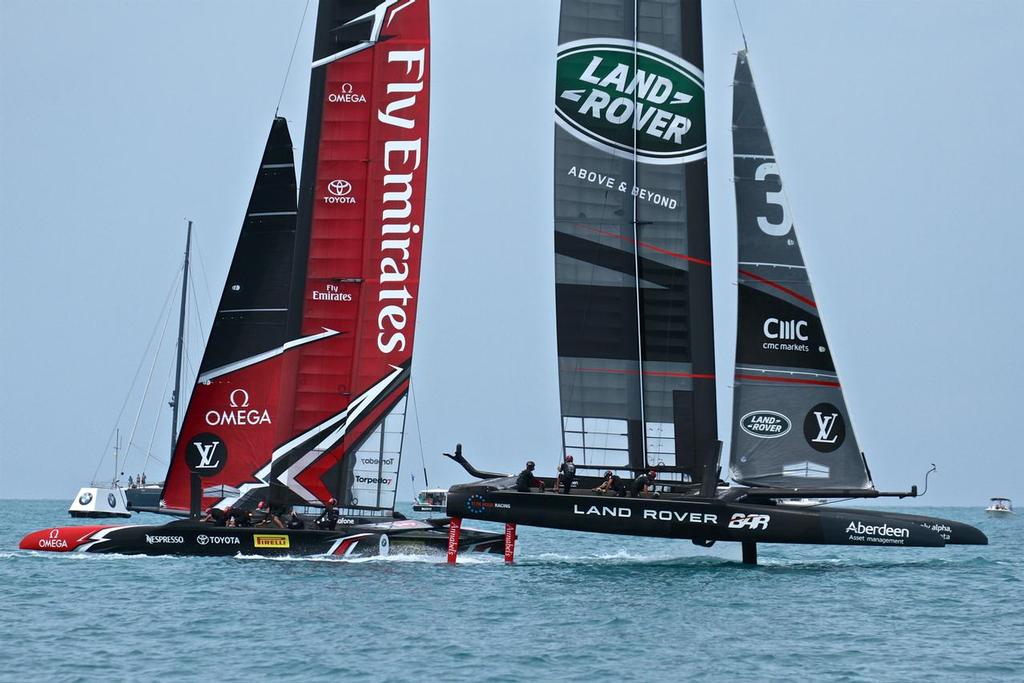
[553,0,716,481]
[163,0,430,512]
[162,117,302,510]
[729,50,873,490]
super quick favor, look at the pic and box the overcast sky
[1,1,1021,506]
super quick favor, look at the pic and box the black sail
[554,0,716,481]
[199,117,299,374]
[729,51,872,490]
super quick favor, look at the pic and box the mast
[169,219,191,455]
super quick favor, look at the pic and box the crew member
[201,506,227,526]
[630,469,657,498]
[515,461,545,492]
[317,498,340,531]
[286,511,305,530]
[594,470,625,496]
[230,508,252,528]
[553,454,576,494]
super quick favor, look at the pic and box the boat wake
[231,551,496,565]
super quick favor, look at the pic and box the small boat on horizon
[986,498,1013,515]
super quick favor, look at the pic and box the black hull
[446,487,987,549]
[21,518,504,557]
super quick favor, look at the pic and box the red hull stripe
[585,226,712,267]
[735,373,840,388]
[578,367,715,380]
[738,269,817,309]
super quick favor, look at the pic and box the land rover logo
[555,38,706,165]
[78,492,93,505]
[803,403,846,453]
[740,410,791,439]
[185,433,227,475]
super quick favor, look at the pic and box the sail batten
[728,50,873,491]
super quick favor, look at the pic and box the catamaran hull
[446,489,987,548]
[20,520,503,558]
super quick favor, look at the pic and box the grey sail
[729,51,873,490]
[554,0,716,481]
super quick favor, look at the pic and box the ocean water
[1,500,1021,682]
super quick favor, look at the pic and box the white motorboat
[986,497,1013,514]
[413,488,447,513]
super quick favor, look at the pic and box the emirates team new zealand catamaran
[444,0,986,564]
[22,0,502,558]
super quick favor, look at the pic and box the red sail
[163,1,429,512]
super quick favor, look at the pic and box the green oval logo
[555,38,706,165]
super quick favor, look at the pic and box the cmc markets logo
[78,492,93,505]
[205,388,271,427]
[740,410,791,439]
[185,433,228,475]
[328,82,366,104]
[803,403,846,453]
[555,38,706,165]
[323,179,356,205]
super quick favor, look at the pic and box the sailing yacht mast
[169,220,192,454]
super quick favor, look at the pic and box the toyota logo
[327,179,352,196]
[197,534,209,545]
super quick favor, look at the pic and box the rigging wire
[409,379,429,489]
[140,355,176,475]
[275,0,313,116]
[121,283,177,481]
[732,0,749,52]
[191,234,216,321]
[90,266,181,484]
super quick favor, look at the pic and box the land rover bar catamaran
[443,0,986,565]
[21,0,503,558]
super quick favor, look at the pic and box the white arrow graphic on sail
[197,328,340,384]
[269,364,407,502]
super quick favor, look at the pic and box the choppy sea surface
[1,500,1021,682]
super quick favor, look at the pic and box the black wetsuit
[231,511,252,527]
[207,508,227,526]
[516,469,537,492]
[558,462,576,494]
[287,515,305,530]
[317,507,339,531]
[630,474,652,497]
[607,475,625,496]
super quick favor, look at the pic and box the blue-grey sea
[1,500,1021,682]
